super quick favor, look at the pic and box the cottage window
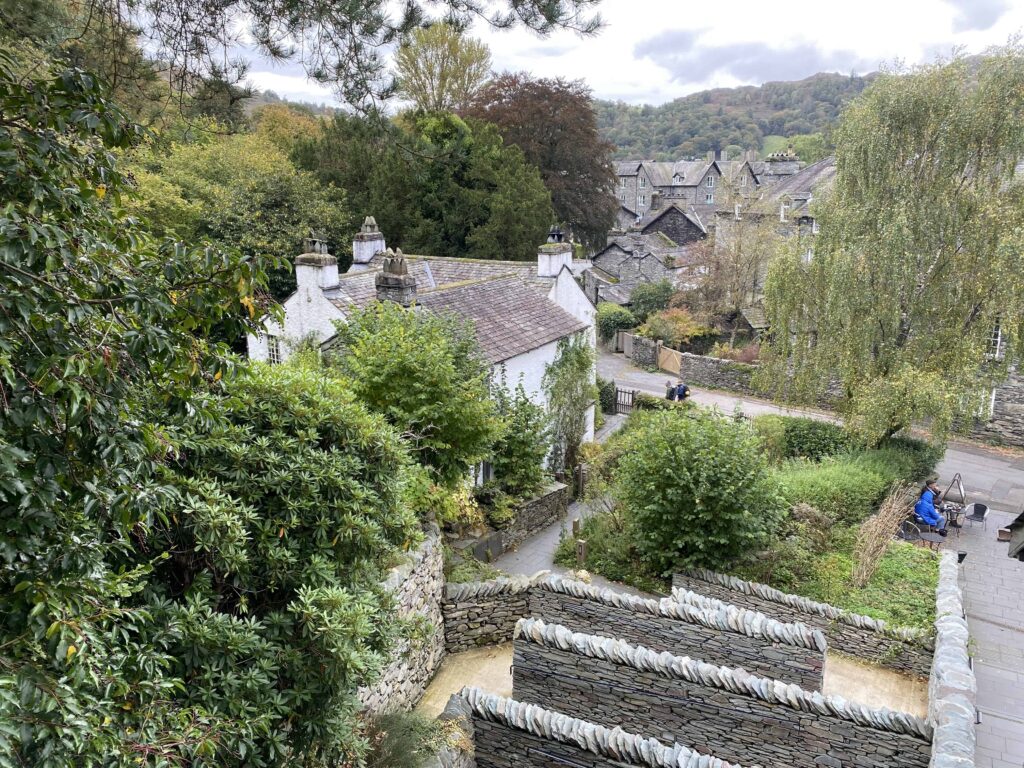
[268,335,282,365]
[811,219,820,235]
[639,176,647,188]
[706,176,715,188]
[989,321,1005,360]
[740,174,747,187]
[620,177,627,188]
[639,194,646,206]
[780,201,790,222]
[705,192,714,204]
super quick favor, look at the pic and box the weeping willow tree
[760,47,1024,446]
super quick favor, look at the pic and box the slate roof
[616,161,642,176]
[740,306,769,330]
[764,156,836,213]
[595,231,691,269]
[637,203,708,234]
[416,276,587,364]
[327,256,538,312]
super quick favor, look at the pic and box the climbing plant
[542,333,597,473]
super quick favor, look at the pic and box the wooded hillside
[596,72,874,159]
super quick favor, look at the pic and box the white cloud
[243,0,1024,105]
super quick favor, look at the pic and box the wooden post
[576,539,588,565]
[571,518,580,537]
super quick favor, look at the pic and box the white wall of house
[246,273,344,363]
[493,337,595,446]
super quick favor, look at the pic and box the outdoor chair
[965,503,988,530]
[945,506,965,538]
[900,518,944,551]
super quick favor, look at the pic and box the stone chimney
[352,215,385,271]
[375,248,417,306]
[714,148,723,162]
[295,235,338,291]
[706,150,715,162]
[746,149,758,162]
[537,226,572,277]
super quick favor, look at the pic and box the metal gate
[615,387,635,414]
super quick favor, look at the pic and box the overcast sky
[244,0,1024,106]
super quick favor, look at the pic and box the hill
[595,72,874,160]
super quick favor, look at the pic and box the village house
[584,229,704,306]
[246,219,598,442]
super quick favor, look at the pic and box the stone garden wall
[628,334,659,369]
[928,552,977,768]
[358,526,447,713]
[502,483,569,551]
[454,687,743,768]
[442,574,545,652]
[512,618,933,768]
[968,369,1024,449]
[677,352,757,395]
[528,575,827,690]
[672,569,935,677]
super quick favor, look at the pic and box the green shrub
[881,435,945,482]
[613,410,786,573]
[491,381,550,498]
[638,307,714,348]
[753,414,787,465]
[598,376,618,414]
[596,302,637,340]
[629,279,675,322]
[779,417,851,460]
[553,512,670,594]
[474,483,519,529]
[776,458,891,524]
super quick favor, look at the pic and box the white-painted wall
[246,277,345,362]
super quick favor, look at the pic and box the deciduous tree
[761,49,1024,445]
[465,73,617,250]
[329,301,502,486]
[542,333,597,472]
[395,23,491,113]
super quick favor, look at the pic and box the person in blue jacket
[914,479,947,535]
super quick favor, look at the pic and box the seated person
[914,479,947,535]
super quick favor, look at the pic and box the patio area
[945,506,1024,768]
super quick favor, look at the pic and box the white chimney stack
[537,226,572,277]
[295,236,338,291]
[352,215,385,272]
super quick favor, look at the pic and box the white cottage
[247,221,598,442]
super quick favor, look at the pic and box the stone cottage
[584,230,703,306]
[246,226,598,443]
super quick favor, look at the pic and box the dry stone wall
[512,618,932,768]
[968,369,1024,449]
[529,575,826,690]
[677,352,757,395]
[929,552,977,768]
[442,574,546,652]
[357,526,446,713]
[502,483,568,551]
[672,569,935,677]
[455,687,744,768]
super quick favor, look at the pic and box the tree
[252,103,323,152]
[761,49,1024,445]
[294,111,553,261]
[596,302,636,341]
[613,410,785,573]
[0,53,279,765]
[464,73,617,250]
[638,308,713,349]
[329,301,502,486]
[150,361,420,766]
[126,132,351,300]
[542,333,597,473]
[4,0,600,106]
[628,279,674,322]
[405,113,553,260]
[395,23,491,113]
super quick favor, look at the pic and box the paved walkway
[495,350,1024,765]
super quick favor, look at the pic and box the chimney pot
[375,248,417,306]
[295,237,338,290]
[353,214,386,270]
